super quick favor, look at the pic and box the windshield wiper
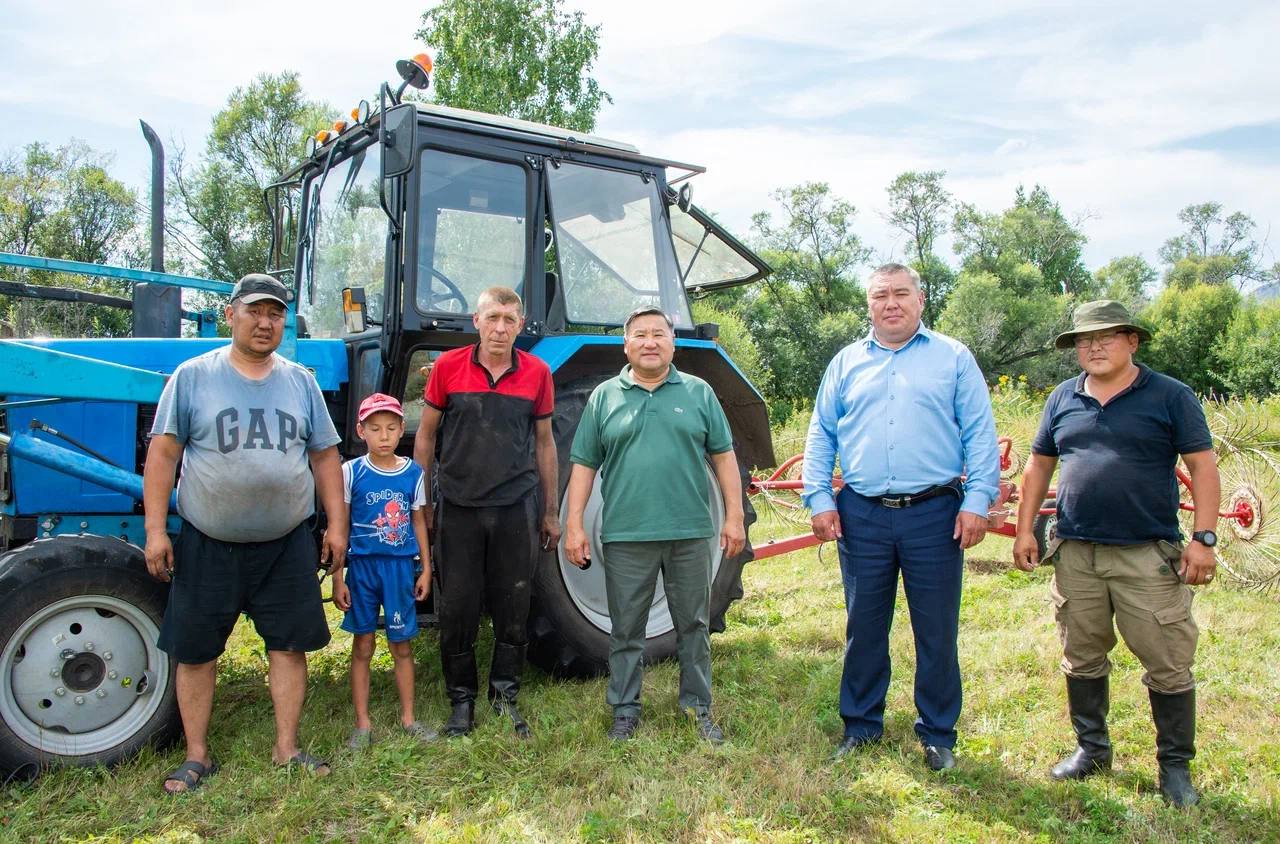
[301,141,343,306]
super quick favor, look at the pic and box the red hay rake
[746,437,1279,591]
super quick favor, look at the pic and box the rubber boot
[441,650,477,737]
[442,701,474,738]
[1150,688,1200,807]
[1051,675,1113,780]
[489,643,531,738]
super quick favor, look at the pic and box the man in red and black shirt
[414,286,559,738]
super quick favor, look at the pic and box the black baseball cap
[230,273,291,307]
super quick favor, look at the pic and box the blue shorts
[340,555,419,642]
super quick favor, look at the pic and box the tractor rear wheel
[0,535,178,777]
[527,376,756,678]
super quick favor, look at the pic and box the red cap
[357,393,404,422]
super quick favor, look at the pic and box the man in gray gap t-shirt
[152,343,339,541]
[143,273,347,794]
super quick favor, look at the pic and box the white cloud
[3,0,1278,278]
[1015,3,1280,147]
[760,78,919,120]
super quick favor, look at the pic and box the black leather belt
[859,478,963,509]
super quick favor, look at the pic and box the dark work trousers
[436,494,540,705]
[834,486,964,748]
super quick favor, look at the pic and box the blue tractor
[0,57,774,774]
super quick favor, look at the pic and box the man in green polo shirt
[564,306,745,743]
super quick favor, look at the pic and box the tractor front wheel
[0,535,179,777]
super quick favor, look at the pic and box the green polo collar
[618,363,684,389]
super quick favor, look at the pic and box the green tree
[0,141,139,337]
[171,72,331,282]
[1139,283,1239,394]
[1093,255,1156,313]
[953,185,1091,296]
[937,269,1073,387]
[418,0,611,132]
[0,142,60,257]
[1213,300,1280,396]
[742,182,871,417]
[751,182,869,318]
[691,299,768,398]
[1159,202,1274,290]
[885,170,953,325]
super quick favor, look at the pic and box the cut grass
[2,516,1278,842]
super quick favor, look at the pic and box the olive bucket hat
[1054,299,1152,349]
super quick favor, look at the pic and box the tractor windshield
[297,142,385,338]
[415,149,528,315]
[547,162,692,329]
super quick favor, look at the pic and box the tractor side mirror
[343,287,368,334]
[678,183,693,212]
[381,103,417,179]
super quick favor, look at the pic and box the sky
[3,0,1278,275]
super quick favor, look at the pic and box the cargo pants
[1048,538,1198,694]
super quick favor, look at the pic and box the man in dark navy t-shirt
[413,286,558,739]
[1013,300,1220,808]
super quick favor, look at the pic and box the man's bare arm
[1180,449,1221,585]
[142,434,183,582]
[563,463,597,568]
[309,446,347,572]
[534,417,561,548]
[413,406,443,530]
[709,450,745,558]
[534,418,559,517]
[1012,453,1057,571]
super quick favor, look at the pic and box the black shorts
[157,520,331,664]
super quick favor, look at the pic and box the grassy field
[3,508,1278,843]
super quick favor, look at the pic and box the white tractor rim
[1,594,169,757]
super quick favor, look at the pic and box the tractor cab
[268,61,770,461]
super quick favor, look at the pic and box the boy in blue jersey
[333,393,434,747]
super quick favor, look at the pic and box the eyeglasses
[1073,330,1130,349]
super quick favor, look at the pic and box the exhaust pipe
[133,121,181,338]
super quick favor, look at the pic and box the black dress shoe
[924,745,956,771]
[832,734,881,760]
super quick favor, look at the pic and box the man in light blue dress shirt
[802,263,999,771]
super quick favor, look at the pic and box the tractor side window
[547,162,692,329]
[416,151,527,315]
[298,143,385,338]
[670,203,770,293]
[400,348,444,431]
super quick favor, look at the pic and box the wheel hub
[1227,485,1262,541]
[62,652,107,693]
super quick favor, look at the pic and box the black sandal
[276,750,331,776]
[163,758,219,794]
